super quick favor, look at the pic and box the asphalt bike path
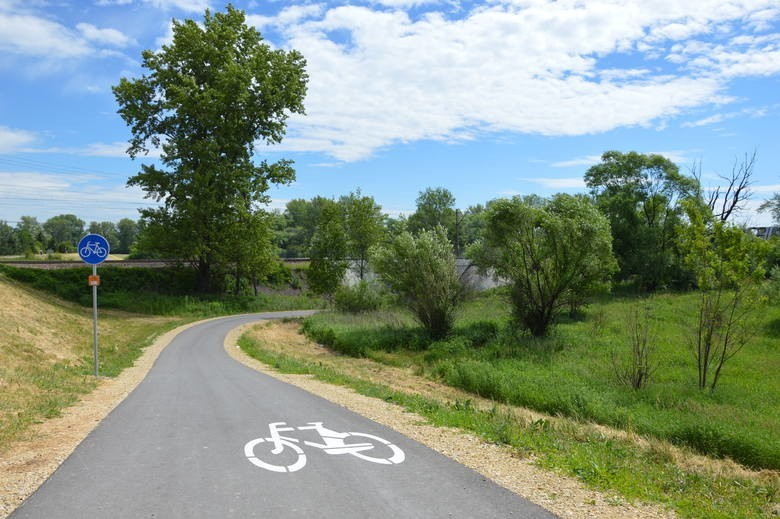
[11,312,556,518]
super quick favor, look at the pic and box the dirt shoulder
[226,320,677,519]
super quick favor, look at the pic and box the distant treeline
[2,151,779,295]
[0,216,139,256]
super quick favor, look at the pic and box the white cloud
[0,126,36,153]
[0,172,74,193]
[552,150,690,168]
[82,142,133,157]
[525,177,587,189]
[371,0,442,8]
[683,113,728,127]
[551,155,603,168]
[0,12,91,58]
[142,0,210,12]
[256,0,780,161]
[670,32,780,78]
[95,0,134,6]
[682,106,768,127]
[732,197,777,227]
[248,4,326,29]
[18,141,161,158]
[752,183,780,194]
[155,21,176,48]
[77,23,135,47]
[0,171,164,224]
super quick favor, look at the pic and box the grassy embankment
[238,289,779,519]
[0,263,322,452]
[0,274,182,451]
[0,263,322,316]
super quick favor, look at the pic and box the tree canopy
[339,190,385,280]
[372,226,463,339]
[585,150,697,289]
[43,214,84,252]
[407,187,457,238]
[113,5,307,291]
[469,194,616,337]
[759,193,780,225]
[307,200,349,296]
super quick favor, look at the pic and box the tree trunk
[195,257,211,293]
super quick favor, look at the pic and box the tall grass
[302,289,780,470]
[0,264,324,315]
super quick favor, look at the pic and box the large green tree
[43,214,84,252]
[308,200,349,297]
[585,151,698,290]
[469,194,616,337]
[407,187,457,242]
[88,221,119,250]
[116,218,139,254]
[113,5,307,292]
[15,216,45,255]
[340,190,385,280]
[0,221,18,255]
[280,196,334,257]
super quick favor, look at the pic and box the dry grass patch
[0,276,179,451]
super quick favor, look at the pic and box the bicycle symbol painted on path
[244,421,405,473]
[79,241,108,259]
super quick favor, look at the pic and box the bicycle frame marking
[80,242,107,258]
[244,421,405,473]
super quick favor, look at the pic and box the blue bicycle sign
[78,234,110,265]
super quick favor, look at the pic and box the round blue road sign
[78,234,110,265]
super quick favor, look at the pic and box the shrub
[334,282,382,313]
[679,201,770,390]
[468,194,617,337]
[612,299,657,390]
[763,266,780,304]
[423,337,469,363]
[456,321,500,347]
[371,227,464,340]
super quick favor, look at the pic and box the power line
[0,195,160,206]
[0,154,137,179]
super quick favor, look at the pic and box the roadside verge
[224,320,675,519]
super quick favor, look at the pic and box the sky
[0,0,779,227]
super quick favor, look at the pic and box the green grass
[239,332,778,519]
[0,275,186,450]
[0,264,325,315]
[302,289,780,471]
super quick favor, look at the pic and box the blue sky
[1,0,779,227]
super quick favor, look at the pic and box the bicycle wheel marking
[244,438,307,473]
[244,421,406,473]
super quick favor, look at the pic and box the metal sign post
[78,234,110,377]
[92,264,99,377]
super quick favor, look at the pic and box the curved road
[11,312,556,518]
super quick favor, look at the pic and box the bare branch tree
[612,299,657,390]
[707,150,757,222]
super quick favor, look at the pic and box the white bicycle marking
[244,421,405,473]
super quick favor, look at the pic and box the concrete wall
[343,258,506,291]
